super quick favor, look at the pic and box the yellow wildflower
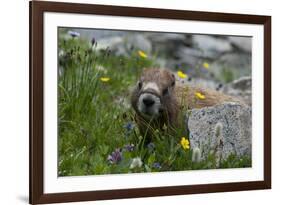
[203,62,210,69]
[177,71,188,79]
[180,137,190,150]
[100,77,110,82]
[195,92,206,100]
[138,50,147,58]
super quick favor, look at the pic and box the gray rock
[210,52,251,82]
[175,47,204,67]
[146,33,188,44]
[187,103,251,160]
[226,76,251,91]
[192,35,232,55]
[72,29,127,41]
[222,76,252,106]
[177,46,203,58]
[216,53,251,70]
[96,34,152,56]
[146,33,191,57]
[126,34,152,53]
[228,36,252,53]
[96,36,124,52]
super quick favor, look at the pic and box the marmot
[131,68,243,140]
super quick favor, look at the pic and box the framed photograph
[30,1,271,204]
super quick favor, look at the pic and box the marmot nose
[143,98,155,107]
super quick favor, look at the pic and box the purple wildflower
[124,122,135,138]
[107,148,122,164]
[68,30,80,38]
[147,142,155,151]
[152,162,161,169]
[124,144,135,152]
[124,122,134,132]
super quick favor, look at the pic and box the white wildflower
[214,122,223,138]
[214,122,224,167]
[192,147,202,162]
[95,65,107,73]
[130,157,143,169]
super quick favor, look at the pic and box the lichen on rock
[186,103,251,160]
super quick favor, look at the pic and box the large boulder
[187,103,251,160]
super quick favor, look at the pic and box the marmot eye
[163,87,169,96]
[138,81,143,89]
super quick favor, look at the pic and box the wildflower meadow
[58,28,251,176]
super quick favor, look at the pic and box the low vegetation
[58,30,251,176]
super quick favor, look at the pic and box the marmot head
[131,68,176,120]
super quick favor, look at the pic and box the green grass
[58,31,251,176]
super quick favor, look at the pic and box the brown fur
[131,68,243,139]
